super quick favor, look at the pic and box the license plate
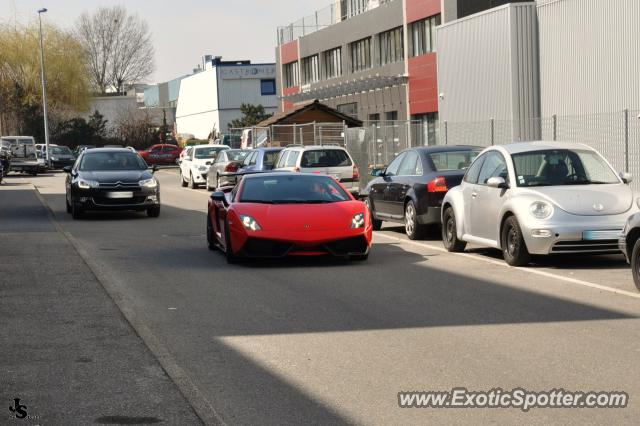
[582,230,622,241]
[106,192,133,199]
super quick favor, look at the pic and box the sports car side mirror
[211,191,229,207]
[620,172,633,184]
[487,176,509,189]
[371,168,385,177]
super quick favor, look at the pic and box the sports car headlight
[351,212,365,229]
[530,201,553,220]
[139,177,158,188]
[240,215,262,231]
[198,165,208,172]
[77,179,99,189]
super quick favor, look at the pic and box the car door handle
[472,192,478,198]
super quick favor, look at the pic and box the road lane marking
[375,232,640,300]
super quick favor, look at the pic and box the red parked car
[139,144,182,165]
[207,173,373,263]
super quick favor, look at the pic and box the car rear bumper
[417,207,442,225]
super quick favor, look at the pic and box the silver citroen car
[442,141,638,266]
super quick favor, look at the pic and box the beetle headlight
[240,215,262,231]
[77,179,99,189]
[139,177,158,188]
[530,201,553,220]
[351,212,365,229]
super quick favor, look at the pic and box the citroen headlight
[77,179,99,189]
[530,201,553,220]
[139,177,158,188]
[351,212,365,229]
[240,215,262,231]
[198,165,208,172]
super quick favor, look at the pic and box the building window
[409,14,441,57]
[413,112,439,146]
[385,111,398,121]
[301,55,320,84]
[337,102,358,118]
[283,62,299,88]
[379,27,404,65]
[368,113,380,122]
[260,79,276,95]
[323,47,342,80]
[350,37,371,73]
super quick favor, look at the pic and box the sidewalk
[0,187,202,425]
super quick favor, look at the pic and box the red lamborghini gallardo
[206,173,373,263]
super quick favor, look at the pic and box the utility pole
[38,8,51,168]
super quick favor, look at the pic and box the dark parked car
[64,148,160,219]
[619,211,640,291]
[361,145,481,239]
[46,145,76,169]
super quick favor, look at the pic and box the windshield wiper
[563,180,609,185]
[269,199,333,204]
[241,199,276,204]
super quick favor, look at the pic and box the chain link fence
[440,109,640,190]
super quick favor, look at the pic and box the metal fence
[440,109,640,190]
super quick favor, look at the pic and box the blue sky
[1,0,329,82]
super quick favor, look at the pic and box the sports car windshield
[512,149,620,187]
[79,152,147,171]
[240,175,351,204]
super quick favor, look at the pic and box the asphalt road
[3,169,640,425]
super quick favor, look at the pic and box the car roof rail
[285,144,305,147]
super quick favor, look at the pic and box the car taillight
[427,176,448,193]
[225,162,240,172]
[353,166,360,181]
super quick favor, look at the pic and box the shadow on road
[34,190,639,425]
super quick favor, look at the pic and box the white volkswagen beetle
[442,141,638,266]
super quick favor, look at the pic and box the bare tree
[76,6,155,94]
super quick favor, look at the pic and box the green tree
[87,110,108,142]
[0,22,91,137]
[228,104,272,129]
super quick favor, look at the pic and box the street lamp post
[37,8,51,168]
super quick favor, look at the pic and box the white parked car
[274,145,360,195]
[180,144,229,189]
[442,141,638,266]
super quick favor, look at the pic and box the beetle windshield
[512,149,620,187]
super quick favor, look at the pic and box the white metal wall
[437,3,539,130]
[537,0,640,116]
[176,69,219,138]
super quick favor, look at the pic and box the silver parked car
[442,141,638,266]
[205,149,252,190]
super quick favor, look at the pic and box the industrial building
[274,0,531,145]
[175,56,278,139]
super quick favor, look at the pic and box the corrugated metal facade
[437,2,539,136]
[537,0,640,116]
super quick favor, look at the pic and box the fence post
[490,118,495,146]
[444,121,448,145]
[299,126,304,145]
[343,121,347,147]
[319,126,323,146]
[552,114,557,141]
[624,109,629,173]
[293,124,297,145]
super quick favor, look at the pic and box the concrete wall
[86,96,138,133]
[537,0,640,116]
[436,3,539,141]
